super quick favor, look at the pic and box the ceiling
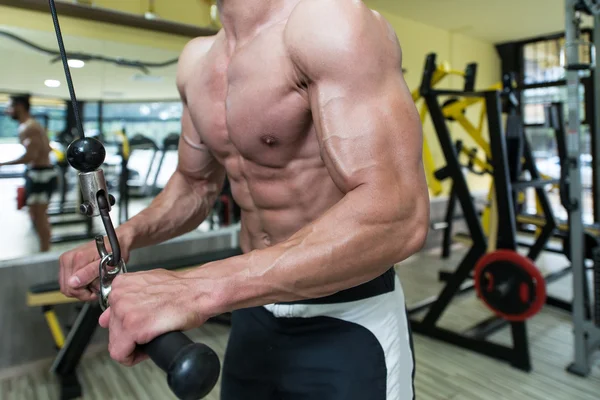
[0,25,181,102]
[366,0,593,43]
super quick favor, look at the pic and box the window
[522,85,586,125]
[101,101,182,145]
[0,101,66,143]
[84,102,101,136]
[523,33,591,85]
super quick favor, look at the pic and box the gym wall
[375,8,500,196]
[0,5,192,51]
[77,0,214,27]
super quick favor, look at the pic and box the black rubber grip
[140,332,221,400]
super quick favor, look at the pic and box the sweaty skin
[60,0,430,366]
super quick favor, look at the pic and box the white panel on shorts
[263,274,414,400]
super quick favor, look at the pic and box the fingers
[59,241,101,301]
[104,304,145,367]
[99,308,111,329]
[69,262,100,289]
[107,315,138,366]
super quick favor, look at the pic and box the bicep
[177,102,225,187]
[311,74,424,194]
[287,1,424,193]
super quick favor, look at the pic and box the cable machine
[563,0,600,376]
[409,54,547,371]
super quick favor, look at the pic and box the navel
[263,234,272,246]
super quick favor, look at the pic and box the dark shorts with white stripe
[24,167,58,205]
[221,268,416,400]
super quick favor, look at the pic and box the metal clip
[96,236,127,310]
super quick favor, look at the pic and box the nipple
[261,135,278,146]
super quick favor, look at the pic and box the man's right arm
[118,101,226,250]
[60,37,225,299]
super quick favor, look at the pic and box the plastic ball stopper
[167,343,221,400]
[66,137,106,172]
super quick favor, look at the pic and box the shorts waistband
[27,166,56,171]
[278,267,396,305]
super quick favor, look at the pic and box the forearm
[117,170,220,250]
[190,185,429,315]
[1,154,31,166]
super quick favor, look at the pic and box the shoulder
[22,120,43,137]
[285,0,401,78]
[177,34,220,96]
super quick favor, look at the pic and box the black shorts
[221,269,416,400]
[24,167,58,205]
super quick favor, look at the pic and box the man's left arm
[0,129,41,166]
[204,2,430,312]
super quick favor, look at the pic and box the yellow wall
[0,5,193,51]
[0,0,214,50]
[369,7,501,195]
[89,0,214,27]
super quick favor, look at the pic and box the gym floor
[0,224,599,400]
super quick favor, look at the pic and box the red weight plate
[519,282,530,303]
[474,249,546,322]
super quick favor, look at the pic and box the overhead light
[159,111,169,120]
[140,105,151,115]
[68,59,85,68]
[131,73,163,83]
[44,79,61,88]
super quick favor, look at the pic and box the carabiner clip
[97,191,121,266]
[96,235,127,310]
[98,253,127,310]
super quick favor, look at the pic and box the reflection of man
[59,1,429,399]
[0,94,57,252]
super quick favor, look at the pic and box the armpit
[182,131,209,152]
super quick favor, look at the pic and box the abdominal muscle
[225,153,345,253]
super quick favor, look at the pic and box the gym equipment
[441,80,560,262]
[48,1,221,398]
[474,250,546,322]
[0,226,240,398]
[48,118,98,244]
[150,132,180,194]
[562,0,600,377]
[127,133,160,197]
[114,129,131,224]
[408,53,544,372]
[29,233,241,400]
[114,131,159,223]
[411,61,492,197]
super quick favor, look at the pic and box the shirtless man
[1,94,57,252]
[59,1,429,398]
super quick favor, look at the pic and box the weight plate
[474,250,546,322]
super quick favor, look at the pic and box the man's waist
[276,267,396,305]
[27,165,55,171]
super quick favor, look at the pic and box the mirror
[0,24,232,259]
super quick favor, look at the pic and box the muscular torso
[183,26,344,252]
[20,120,52,168]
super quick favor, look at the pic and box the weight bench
[27,247,242,400]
